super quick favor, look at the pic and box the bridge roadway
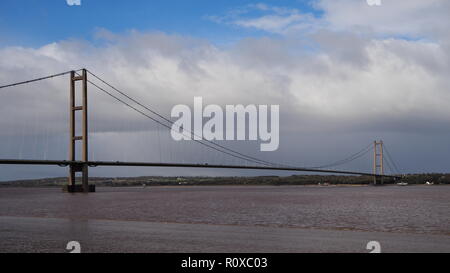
[0,159,401,179]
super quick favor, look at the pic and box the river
[0,185,448,252]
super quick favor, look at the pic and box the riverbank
[1,173,449,187]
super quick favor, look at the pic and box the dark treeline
[1,173,449,187]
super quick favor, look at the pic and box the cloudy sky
[0,0,449,180]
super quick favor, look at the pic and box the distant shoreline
[0,173,448,187]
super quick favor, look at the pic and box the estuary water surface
[0,185,449,252]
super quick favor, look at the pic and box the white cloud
[316,0,450,40]
[206,3,322,35]
[233,13,313,34]
[1,31,449,137]
[66,0,81,6]
[210,1,450,41]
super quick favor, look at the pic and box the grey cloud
[316,0,450,40]
[311,30,371,67]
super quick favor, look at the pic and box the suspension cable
[83,73,276,167]
[86,69,291,168]
[382,154,395,174]
[383,144,401,174]
[311,143,372,169]
[0,70,80,89]
[2,68,390,173]
[86,69,379,171]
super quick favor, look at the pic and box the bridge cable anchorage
[77,71,276,167]
[309,143,373,169]
[0,69,82,89]
[84,69,294,168]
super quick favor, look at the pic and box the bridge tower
[65,69,94,192]
[373,140,384,185]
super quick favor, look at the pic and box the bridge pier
[64,69,95,193]
[373,176,384,185]
[373,140,384,185]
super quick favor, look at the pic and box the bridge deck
[0,159,400,179]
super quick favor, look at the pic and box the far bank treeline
[1,173,449,187]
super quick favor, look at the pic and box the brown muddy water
[0,185,449,252]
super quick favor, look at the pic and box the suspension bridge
[0,69,401,192]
